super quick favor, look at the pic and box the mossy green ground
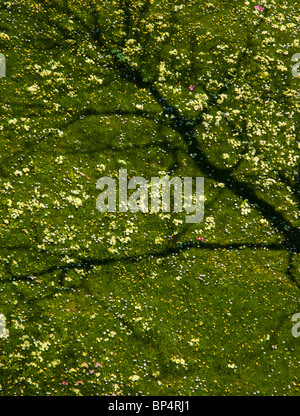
[0,0,299,395]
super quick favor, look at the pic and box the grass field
[0,0,299,395]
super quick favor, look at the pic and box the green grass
[0,0,299,396]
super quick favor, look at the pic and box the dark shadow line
[4,240,294,284]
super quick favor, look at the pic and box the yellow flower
[0,32,10,40]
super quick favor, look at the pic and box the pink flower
[254,5,264,11]
[198,237,204,242]
[189,85,195,91]
[62,380,68,386]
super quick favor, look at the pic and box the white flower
[85,57,95,65]
[241,200,251,216]
[88,75,103,84]
[39,69,52,77]
[66,195,82,208]
[14,170,23,176]
[129,375,140,381]
[55,155,64,164]
[188,338,200,346]
[27,84,39,93]
[61,255,74,264]
[205,216,215,230]
[171,356,186,365]
[214,182,225,188]
[155,237,164,244]
[96,164,106,172]
[108,236,116,246]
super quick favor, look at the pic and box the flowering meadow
[0,0,299,396]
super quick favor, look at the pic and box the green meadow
[0,0,299,395]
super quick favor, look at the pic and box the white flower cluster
[171,356,187,366]
[88,75,103,84]
[205,216,215,230]
[241,200,251,216]
[66,195,83,208]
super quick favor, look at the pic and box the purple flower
[254,5,264,11]
[189,85,195,91]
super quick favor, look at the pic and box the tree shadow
[3,239,299,289]
[2,0,299,293]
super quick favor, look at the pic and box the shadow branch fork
[109,51,299,254]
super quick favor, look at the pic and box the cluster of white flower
[88,75,103,84]
[66,195,83,208]
[27,84,40,93]
[241,200,251,216]
[171,356,186,366]
[204,216,215,230]
[188,337,200,347]
[55,155,65,164]
[129,374,140,382]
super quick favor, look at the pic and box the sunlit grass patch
[0,0,299,396]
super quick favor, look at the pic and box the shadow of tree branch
[4,240,299,289]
